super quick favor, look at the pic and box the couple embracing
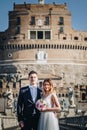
[17,70,61,130]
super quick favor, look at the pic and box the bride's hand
[54,112,58,117]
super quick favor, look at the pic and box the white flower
[35,99,47,111]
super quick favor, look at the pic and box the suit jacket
[17,86,42,122]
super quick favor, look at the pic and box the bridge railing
[59,115,87,130]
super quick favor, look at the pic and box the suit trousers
[21,114,40,130]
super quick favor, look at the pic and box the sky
[0,0,87,32]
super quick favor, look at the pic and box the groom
[17,70,42,130]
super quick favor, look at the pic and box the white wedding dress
[37,93,60,130]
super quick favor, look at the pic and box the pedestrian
[17,70,42,130]
[37,78,61,130]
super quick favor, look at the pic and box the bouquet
[35,99,47,111]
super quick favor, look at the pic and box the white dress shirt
[29,86,37,102]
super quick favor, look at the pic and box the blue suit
[17,86,42,130]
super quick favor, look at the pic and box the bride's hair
[42,78,55,94]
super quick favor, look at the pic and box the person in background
[17,70,42,130]
[37,78,61,130]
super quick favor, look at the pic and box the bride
[37,78,61,130]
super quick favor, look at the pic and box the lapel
[35,88,39,102]
[35,88,41,102]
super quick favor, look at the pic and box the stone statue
[5,88,14,108]
[68,87,75,107]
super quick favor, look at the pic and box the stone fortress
[0,0,87,114]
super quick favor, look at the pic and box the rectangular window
[45,31,50,39]
[39,81,42,88]
[59,27,63,33]
[31,16,35,25]
[37,31,43,39]
[59,17,64,25]
[16,17,20,25]
[30,31,36,39]
[29,30,51,39]
[13,82,16,88]
[45,16,49,25]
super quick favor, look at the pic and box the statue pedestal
[67,107,75,117]
[5,108,12,116]
[60,111,65,118]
